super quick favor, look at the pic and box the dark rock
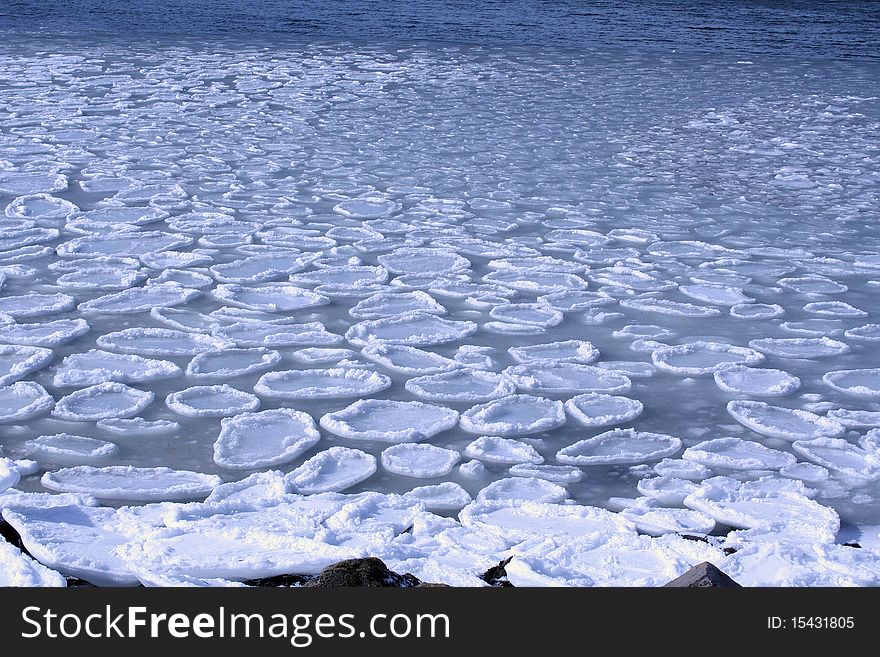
[244,573,316,587]
[722,547,737,556]
[65,576,97,587]
[663,562,741,588]
[0,517,28,554]
[481,557,515,587]
[844,541,862,549]
[304,558,414,587]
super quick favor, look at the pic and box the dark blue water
[1,0,879,59]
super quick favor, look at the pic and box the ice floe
[349,290,446,319]
[791,438,880,481]
[212,283,329,312]
[346,311,478,347]
[214,321,344,347]
[320,399,459,443]
[166,385,260,418]
[185,348,281,380]
[823,369,880,399]
[460,395,566,437]
[564,393,643,428]
[476,477,569,503]
[0,382,55,423]
[40,467,221,502]
[508,463,583,483]
[96,418,180,436]
[360,343,459,374]
[729,303,785,319]
[213,409,321,469]
[0,319,90,347]
[1,505,139,585]
[52,382,153,421]
[0,540,67,587]
[748,337,851,359]
[683,478,840,542]
[679,284,753,305]
[254,367,391,399]
[404,369,516,402]
[25,434,118,463]
[621,504,716,537]
[0,293,75,319]
[97,328,235,356]
[556,429,682,465]
[713,365,801,397]
[504,363,632,394]
[380,444,461,478]
[651,341,764,376]
[682,437,797,470]
[53,350,182,386]
[0,345,54,387]
[726,400,846,441]
[508,340,599,365]
[463,436,544,465]
[619,298,721,317]
[286,447,377,494]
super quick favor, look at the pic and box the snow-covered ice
[254,368,391,400]
[320,399,459,443]
[213,409,321,469]
[726,400,847,441]
[52,382,154,421]
[165,385,260,418]
[460,395,566,437]
[41,466,221,502]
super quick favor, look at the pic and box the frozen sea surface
[1,7,880,586]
